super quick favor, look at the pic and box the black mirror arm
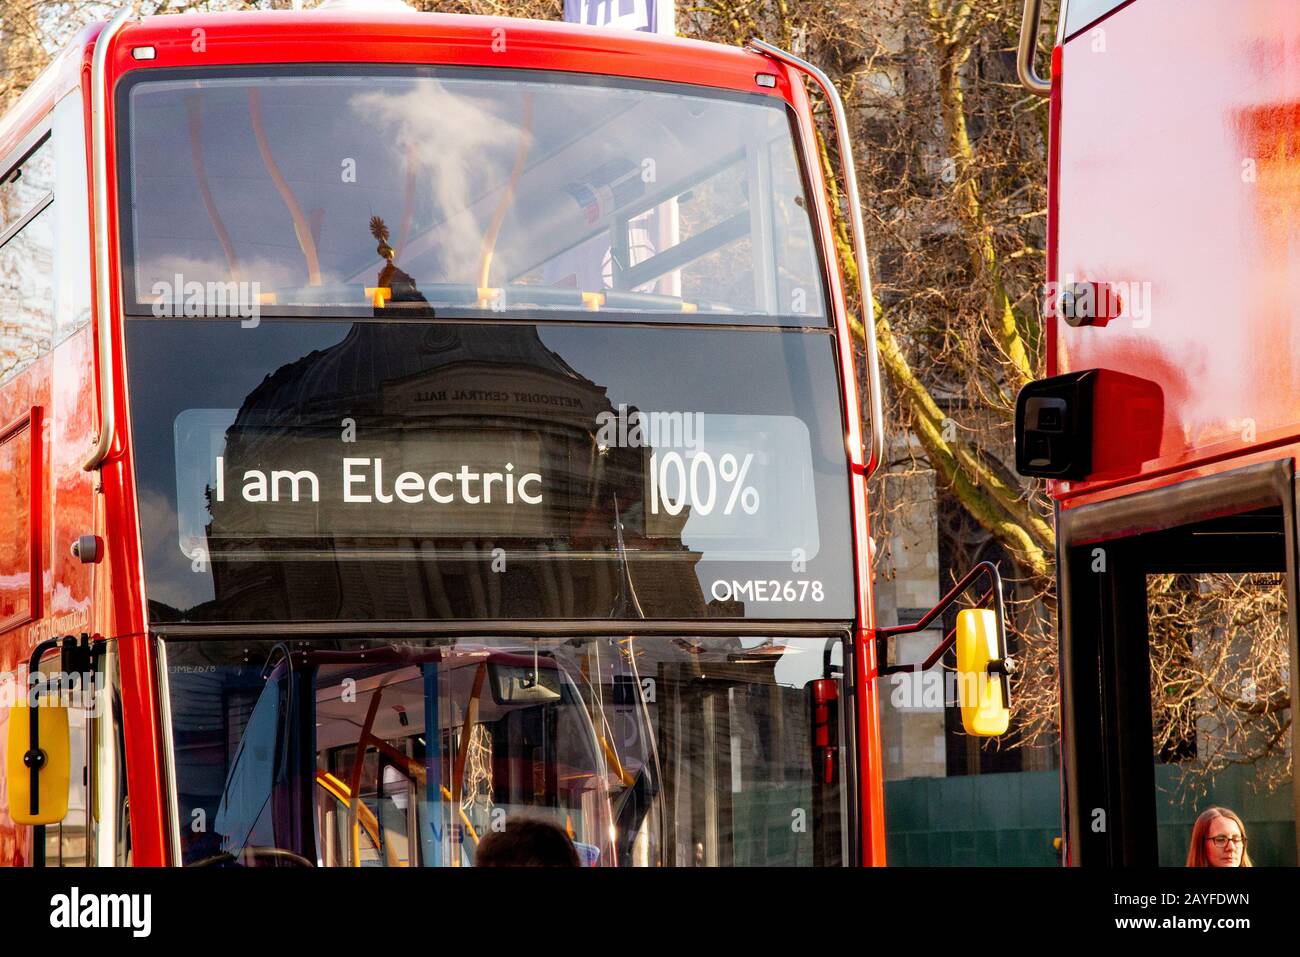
[874,561,1007,677]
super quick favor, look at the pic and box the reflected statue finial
[370,215,394,261]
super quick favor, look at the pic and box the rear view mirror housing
[955,608,1011,736]
[488,660,563,705]
[6,700,71,826]
[5,634,95,830]
[875,561,1013,738]
[1015,370,1096,479]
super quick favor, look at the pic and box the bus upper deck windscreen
[119,67,827,324]
[119,67,855,624]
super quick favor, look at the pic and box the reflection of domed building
[202,319,711,621]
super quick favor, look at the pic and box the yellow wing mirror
[955,608,1011,736]
[6,697,71,826]
[4,634,94,829]
[876,561,1012,738]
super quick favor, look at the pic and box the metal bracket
[875,561,1011,707]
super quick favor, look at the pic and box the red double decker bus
[0,2,1010,867]
[1018,0,1300,865]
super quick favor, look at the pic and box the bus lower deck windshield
[164,634,849,867]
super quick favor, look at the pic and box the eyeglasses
[1206,835,1246,848]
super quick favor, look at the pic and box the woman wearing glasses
[1186,807,1252,867]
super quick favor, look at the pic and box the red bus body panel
[0,10,884,866]
[1051,0,1300,510]
[1048,0,1300,865]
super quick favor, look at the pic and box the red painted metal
[1050,0,1300,511]
[0,330,97,866]
[0,9,882,866]
[1044,0,1300,866]
[778,50,885,866]
[1046,37,1068,867]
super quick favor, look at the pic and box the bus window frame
[0,124,53,244]
[113,63,835,328]
[90,642,132,866]
[0,407,41,634]
[0,125,55,395]
[0,84,92,395]
[1056,459,1300,865]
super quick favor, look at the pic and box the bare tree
[1149,572,1291,800]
